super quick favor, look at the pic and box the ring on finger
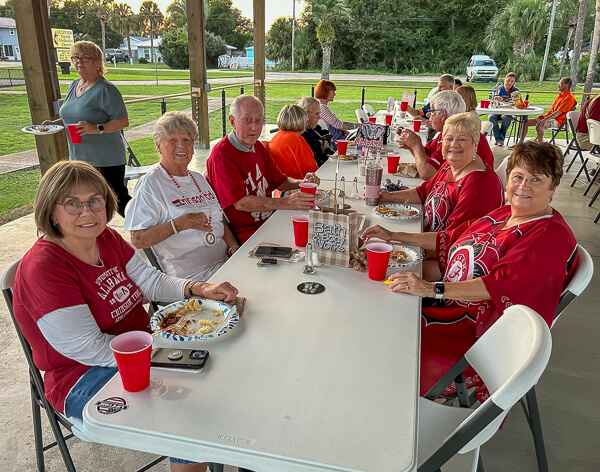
[405,283,409,291]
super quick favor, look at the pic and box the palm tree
[166,0,187,30]
[583,0,600,101]
[570,0,588,89]
[139,1,164,64]
[92,0,114,54]
[110,3,135,59]
[304,0,349,79]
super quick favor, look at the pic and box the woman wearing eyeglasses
[378,113,504,233]
[13,161,237,472]
[42,41,130,217]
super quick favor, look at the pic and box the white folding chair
[494,155,508,191]
[571,119,600,189]
[362,104,375,117]
[355,108,368,123]
[418,305,552,472]
[564,111,587,175]
[549,105,576,147]
[121,133,156,185]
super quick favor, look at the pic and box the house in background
[118,36,146,62]
[0,18,21,60]
[137,37,163,63]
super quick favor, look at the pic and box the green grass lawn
[57,67,253,81]
[0,170,41,222]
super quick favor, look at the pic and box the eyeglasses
[56,197,106,215]
[71,55,92,63]
[426,109,444,118]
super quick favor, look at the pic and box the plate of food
[330,154,358,163]
[150,298,239,341]
[373,204,420,220]
[21,124,64,135]
[388,245,423,269]
[283,188,327,203]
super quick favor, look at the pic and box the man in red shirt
[396,91,495,180]
[516,77,577,145]
[206,95,319,244]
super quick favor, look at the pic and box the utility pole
[539,0,558,84]
[292,0,295,71]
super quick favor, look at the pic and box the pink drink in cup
[400,101,409,112]
[110,331,153,392]
[337,140,349,155]
[368,116,377,123]
[413,120,422,132]
[291,214,310,247]
[300,182,318,208]
[66,124,82,144]
[366,243,393,281]
[387,154,401,174]
[384,114,393,126]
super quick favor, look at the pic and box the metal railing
[0,68,25,87]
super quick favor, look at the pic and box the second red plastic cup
[110,331,153,392]
[384,114,393,125]
[337,140,349,155]
[292,214,310,247]
[387,154,401,174]
[300,182,318,208]
[413,120,422,132]
[368,116,377,123]
[400,101,408,112]
[66,124,82,144]
[366,243,393,281]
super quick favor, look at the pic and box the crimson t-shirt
[416,162,504,232]
[206,135,287,244]
[424,133,495,171]
[13,227,150,413]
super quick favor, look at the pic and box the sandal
[497,141,504,147]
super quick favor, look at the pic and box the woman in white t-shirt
[124,112,240,280]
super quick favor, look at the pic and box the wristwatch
[433,282,445,300]
[96,124,105,134]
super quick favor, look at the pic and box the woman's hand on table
[387,272,433,297]
[192,281,238,303]
[362,224,394,242]
[303,173,320,185]
[377,190,402,204]
[176,212,213,232]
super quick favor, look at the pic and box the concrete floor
[0,136,598,471]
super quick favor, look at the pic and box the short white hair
[431,91,466,118]
[298,96,319,111]
[230,94,264,119]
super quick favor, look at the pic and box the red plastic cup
[337,140,349,155]
[368,116,377,123]
[366,243,393,281]
[300,182,318,208]
[66,124,82,144]
[387,154,401,174]
[400,101,408,112]
[524,100,529,107]
[110,331,153,392]
[292,214,310,247]
[413,120,423,132]
[384,114,393,125]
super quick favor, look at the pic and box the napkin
[234,297,246,316]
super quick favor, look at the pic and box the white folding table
[83,159,424,472]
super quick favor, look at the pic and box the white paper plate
[329,154,358,164]
[388,245,423,269]
[373,204,421,220]
[21,124,64,135]
[150,299,238,341]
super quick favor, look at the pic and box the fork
[402,198,409,213]
[152,311,193,337]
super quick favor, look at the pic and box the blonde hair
[35,161,117,238]
[277,105,308,132]
[442,112,480,145]
[70,41,106,75]
[455,85,478,112]
[153,111,199,143]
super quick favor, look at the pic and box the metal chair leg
[520,387,549,472]
[477,453,485,472]
[594,210,600,223]
[583,168,600,197]
[588,184,600,207]
[30,382,45,472]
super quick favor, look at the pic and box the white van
[466,55,498,83]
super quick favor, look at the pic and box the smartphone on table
[254,246,293,259]
[151,348,209,371]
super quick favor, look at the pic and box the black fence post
[7,69,12,86]
[413,89,417,108]
[161,99,167,115]
[311,86,314,98]
[361,87,365,107]
[222,89,227,137]
[241,86,244,95]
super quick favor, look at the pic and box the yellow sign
[56,48,71,63]
[51,29,74,48]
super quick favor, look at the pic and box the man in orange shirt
[516,77,577,145]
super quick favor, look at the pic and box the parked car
[105,49,129,63]
[466,55,498,82]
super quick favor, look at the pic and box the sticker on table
[297,282,325,294]
[95,397,129,415]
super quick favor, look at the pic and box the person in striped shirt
[315,79,361,145]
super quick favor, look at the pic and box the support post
[361,87,365,107]
[222,89,227,137]
[187,0,210,148]
[14,0,69,174]
[253,0,266,105]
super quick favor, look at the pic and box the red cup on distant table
[366,243,393,281]
[110,331,153,392]
[292,214,310,247]
[524,100,529,107]
[413,120,423,132]
[66,124,82,144]
[400,101,408,112]
[387,154,401,174]
[480,100,490,108]
[368,116,377,123]
[337,140,349,155]
[384,114,393,126]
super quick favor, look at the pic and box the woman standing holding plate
[43,41,131,216]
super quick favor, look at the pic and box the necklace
[160,163,217,246]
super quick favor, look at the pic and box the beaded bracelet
[170,219,179,234]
